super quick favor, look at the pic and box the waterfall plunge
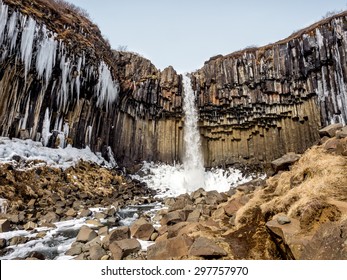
[182,74,205,192]
[132,75,255,197]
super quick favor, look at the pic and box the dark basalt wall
[192,15,347,166]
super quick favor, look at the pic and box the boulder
[147,235,193,260]
[76,226,98,243]
[102,226,130,249]
[212,207,226,220]
[65,208,77,217]
[271,153,301,173]
[336,126,347,139]
[266,216,302,259]
[10,236,28,246]
[189,237,227,257]
[300,220,347,260]
[98,226,109,236]
[24,221,37,230]
[324,138,347,155]
[0,238,7,249]
[41,212,59,224]
[109,239,141,260]
[89,244,107,260]
[223,197,246,217]
[167,222,189,238]
[205,191,227,204]
[85,219,104,228]
[0,219,10,232]
[66,243,83,256]
[161,210,187,226]
[79,209,92,217]
[319,123,343,138]
[186,209,201,222]
[130,218,155,240]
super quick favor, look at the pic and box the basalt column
[192,12,347,167]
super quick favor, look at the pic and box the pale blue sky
[66,0,346,73]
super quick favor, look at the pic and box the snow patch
[0,137,116,169]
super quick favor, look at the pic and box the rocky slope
[1,124,345,260]
[1,0,346,167]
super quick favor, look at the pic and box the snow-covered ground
[0,137,116,169]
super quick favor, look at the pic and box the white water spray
[182,74,205,192]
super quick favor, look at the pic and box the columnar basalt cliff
[191,13,347,166]
[0,0,346,168]
[0,0,120,156]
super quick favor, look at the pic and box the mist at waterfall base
[132,75,254,197]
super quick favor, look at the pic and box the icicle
[7,11,18,53]
[21,96,31,129]
[63,122,69,137]
[86,125,92,146]
[36,26,57,87]
[75,56,82,100]
[0,2,8,45]
[106,146,117,167]
[20,16,36,78]
[57,133,65,148]
[59,54,70,110]
[41,108,52,146]
[95,61,119,111]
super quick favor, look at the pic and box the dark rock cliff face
[192,14,347,166]
[0,0,346,168]
[115,12,347,167]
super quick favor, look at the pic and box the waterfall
[182,74,205,192]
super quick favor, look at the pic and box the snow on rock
[0,137,116,169]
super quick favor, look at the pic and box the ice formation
[0,0,120,146]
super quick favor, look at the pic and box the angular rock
[223,197,246,217]
[161,210,187,226]
[0,238,7,249]
[189,237,227,257]
[324,138,347,155]
[66,243,83,256]
[186,209,201,222]
[0,219,10,232]
[65,208,77,217]
[76,226,98,243]
[98,226,109,236]
[109,239,141,260]
[336,126,347,139]
[41,212,59,224]
[130,218,155,241]
[79,209,92,217]
[167,222,189,238]
[150,232,159,241]
[86,219,104,228]
[24,221,37,231]
[212,207,226,220]
[10,236,28,246]
[300,220,347,260]
[102,226,130,249]
[89,244,107,260]
[147,235,193,260]
[94,212,106,220]
[319,123,343,138]
[271,153,301,173]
